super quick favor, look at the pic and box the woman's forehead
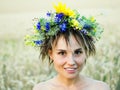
[53,35,83,50]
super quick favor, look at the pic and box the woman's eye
[75,50,82,55]
[58,52,66,55]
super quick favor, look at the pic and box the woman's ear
[48,50,53,60]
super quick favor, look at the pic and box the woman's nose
[67,55,75,65]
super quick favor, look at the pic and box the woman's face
[49,35,86,79]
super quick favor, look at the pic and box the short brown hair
[39,28,95,64]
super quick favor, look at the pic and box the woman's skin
[33,35,110,90]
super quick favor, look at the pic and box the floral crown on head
[25,2,103,46]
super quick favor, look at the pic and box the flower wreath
[25,2,103,46]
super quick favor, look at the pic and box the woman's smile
[64,67,77,74]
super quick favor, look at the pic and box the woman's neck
[55,74,83,87]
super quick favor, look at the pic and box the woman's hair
[40,28,95,64]
[24,2,103,65]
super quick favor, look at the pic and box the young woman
[25,2,110,90]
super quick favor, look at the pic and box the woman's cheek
[76,57,86,65]
[53,56,66,65]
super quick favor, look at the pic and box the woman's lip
[64,68,77,73]
[64,68,77,70]
[64,67,77,69]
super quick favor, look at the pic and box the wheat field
[0,0,120,90]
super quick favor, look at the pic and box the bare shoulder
[33,79,53,90]
[86,78,110,90]
[94,80,110,90]
[33,82,44,90]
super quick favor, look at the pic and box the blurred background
[0,0,120,90]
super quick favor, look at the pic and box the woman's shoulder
[93,80,110,90]
[33,79,53,90]
[33,82,45,90]
[85,77,110,90]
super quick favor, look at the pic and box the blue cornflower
[59,23,66,32]
[55,18,60,23]
[45,22,50,32]
[56,13,64,19]
[46,12,51,17]
[81,29,88,35]
[34,40,43,45]
[55,13,64,23]
[83,24,92,30]
[36,22,41,30]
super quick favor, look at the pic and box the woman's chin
[64,72,79,79]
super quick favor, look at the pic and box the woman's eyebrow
[56,48,83,51]
[74,48,83,51]
[56,49,66,51]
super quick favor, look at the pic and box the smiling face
[49,34,86,79]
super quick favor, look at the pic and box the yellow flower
[25,35,30,39]
[53,2,75,17]
[34,29,39,33]
[53,2,66,13]
[71,19,79,28]
[90,16,95,22]
[25,41,35,46]
[67,8,75,17]
[71,19,83,29]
